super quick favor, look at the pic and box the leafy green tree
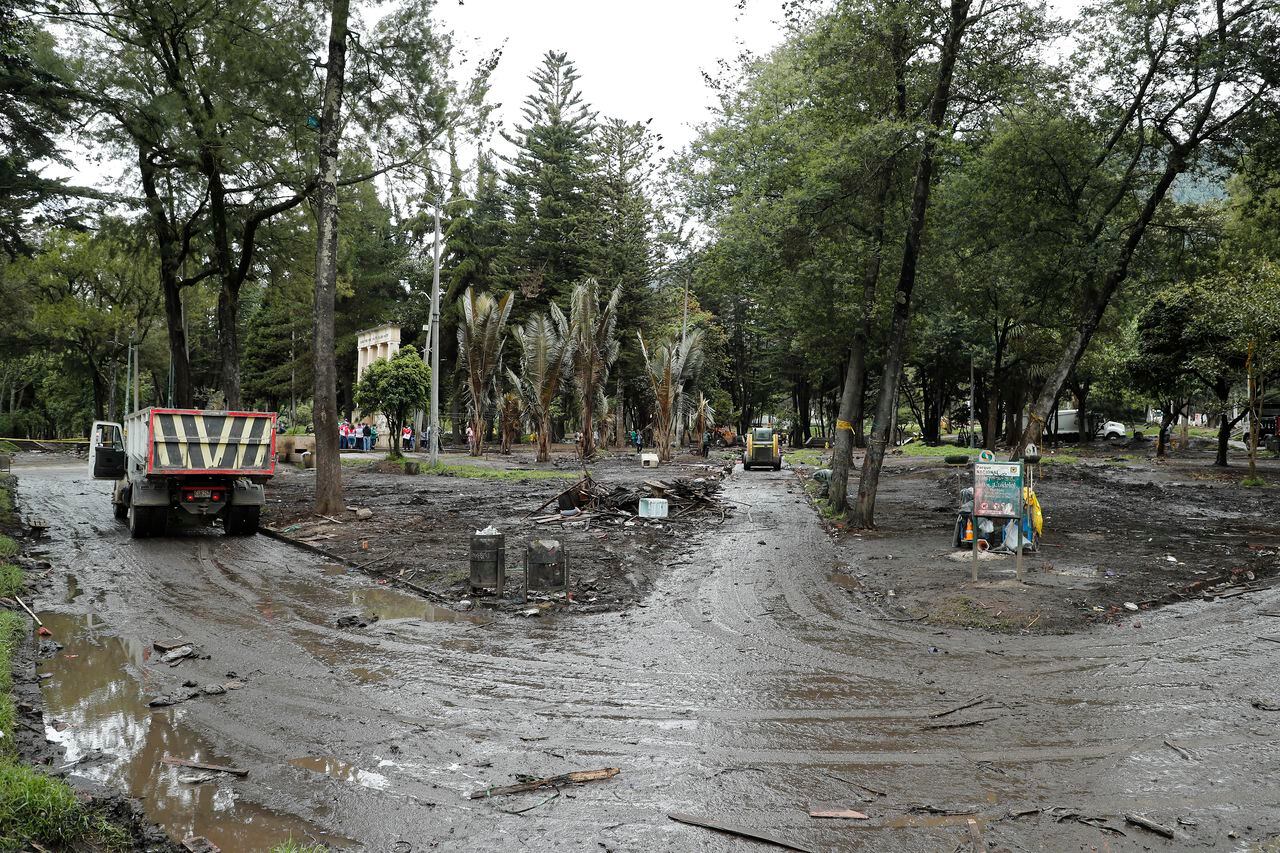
[354,345,430,461]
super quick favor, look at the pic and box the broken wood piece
[466,767,618,799]
[923,715,1001,731]
[928,694,990,719]
[808,804,869,819]
[826,772,887,797]
[14,594,42,627]
[181,836,221,853]
[668,813,818,853]
[152,638,188,653]
[1163,739,1193,761]
[967,818,986,853]
[161,755,249,778]
[1124,813,1175,838]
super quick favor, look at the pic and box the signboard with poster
[973,462,1023,518]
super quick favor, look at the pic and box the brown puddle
[351,585,482,623]
[36,611,350,849]
[289,756,391,790]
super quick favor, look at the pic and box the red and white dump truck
[89,408,277,538]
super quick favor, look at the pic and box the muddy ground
[7,450,1280,851]
[789,443,1280,635]
[263,446,737,615]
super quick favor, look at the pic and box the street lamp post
[428,192,443,466]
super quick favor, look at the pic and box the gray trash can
[470,531,505,596]
[525,539,568,599]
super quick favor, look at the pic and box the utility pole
[969,355,975,449]
[133,342,140,412]
[427,189,443,466]
[124,341,132,416]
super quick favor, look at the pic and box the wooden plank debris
[808,804,869,819]
[929,695,989,718]
[161,754,249,777]
[467,767,619,799]
[923,716,1001,731]
[1124,813,1175,838]
[668,813,819,853]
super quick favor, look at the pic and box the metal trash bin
[470,530,505,595]
[525,539,567,599]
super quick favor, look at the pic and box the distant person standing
[402,425,412,452]
[702,429,712,457]
[633,429,643,454]
[466,424,476,454]
[362,423,371,451]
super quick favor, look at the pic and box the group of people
[339,420,374,451]
[402,425,435,452]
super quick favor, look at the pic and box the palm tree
[508,305,573,463]
[694,393,716,454]
[569,278,621,459]
[457,287,514,457]
[638,329,704,462]
[499,389,522,454]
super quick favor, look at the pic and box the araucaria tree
[354,346,430,461]
[569,278,621,458]
[639,330,703,463]
[509,306,573,463]
[457,288,514,457]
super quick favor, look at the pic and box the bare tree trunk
[536,415,551,463]
[828,17,907,510]
[312,0,349,516]
[1015,125,1210,458]
[853,0,970,528]
[581,392,596,459]
[138,146,192,407]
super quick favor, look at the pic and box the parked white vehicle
[1050,409,1127,441]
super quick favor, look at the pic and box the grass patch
[0,441,17,454]
[0,565,19,599]
[786,448,826,467]
[1243,475,1268,488]
[898,443,982,458]
[929,595,1022,632]
[422,462,577,481]
[1039,454,1080,465]
[0,611,23,758]
[269,841,328,853]
[0,538,14,561]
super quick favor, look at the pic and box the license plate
[192,489,212,498]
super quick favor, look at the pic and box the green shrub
[0,565,19,598]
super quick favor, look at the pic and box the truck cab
[90,408,276,538]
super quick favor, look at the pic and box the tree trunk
[1213,379,1231,467]
[853,0,970,528]
[828,19,906,510]
[312,0,349,517]
[581,389,596,458]
[536,415,551,463]
[1014,153,1189,459]
[1155,401,1178,459]
[137,145,192,407]
[217,280,242,408]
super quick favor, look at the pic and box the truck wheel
[128,504,150,539]
[113,500,128,520]
[225,507,260,536]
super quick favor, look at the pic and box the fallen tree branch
[668,813,818,853]
[929,695,990,719]
[161,755,248,777]
[1124,813,1174,838]
[467,767,618,799]
[923,716,1001,731]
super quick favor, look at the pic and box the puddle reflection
[37,611,349,849]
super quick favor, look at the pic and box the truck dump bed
[127,408,277,478]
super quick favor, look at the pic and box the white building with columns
[354,324,401,449]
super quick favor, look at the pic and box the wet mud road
[16,458,1280,851]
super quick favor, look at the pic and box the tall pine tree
[502,51,598,314]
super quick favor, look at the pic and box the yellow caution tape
[0,436,89,444]
[836,420,853,432]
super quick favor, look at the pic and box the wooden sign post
[971,461,1025,581]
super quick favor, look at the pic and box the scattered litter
[160,645,194,663]
[668,813,818,853]
[1123,602,1139,612]
[1165,555,1178,563]
[1124,813,1175,838]
[153,638,188,653]
[466,767,619,799]
[520,608,541,618]
[356,508,374,520]
[181,836,221,853]
[1163,739,1193,761]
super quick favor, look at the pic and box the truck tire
[128,504,158,539]
[113,500,128,520]
[225,506,260,536]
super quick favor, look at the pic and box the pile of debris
[527,474,737,526]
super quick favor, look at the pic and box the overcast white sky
[436,0,785,156]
